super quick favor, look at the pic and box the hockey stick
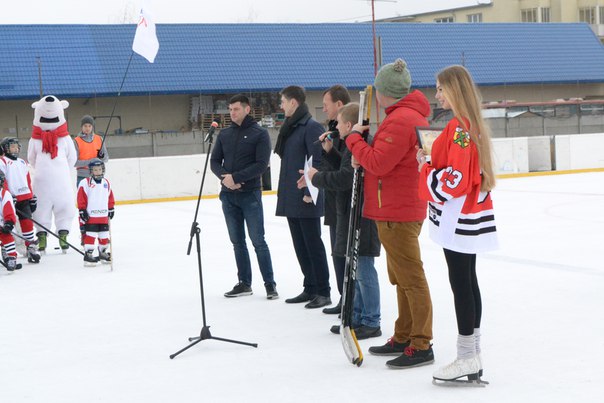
[16,209,85,256]
[340,86,373,367]
[108,219,113,271]
[10,231,29,242]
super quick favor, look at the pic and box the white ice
[0,172,602,402]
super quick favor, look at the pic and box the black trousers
[443,248,482,336]
[287,217,331,298]
[329,224,345,296]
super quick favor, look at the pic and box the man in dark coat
[274,85,331,309]
[298,102,382,340]
[211,94,278,300]
[318,85,351,315]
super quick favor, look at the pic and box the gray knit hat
[374,58,412,99]
[81,115,94,127]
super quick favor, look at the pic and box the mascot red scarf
[31,122,69,159]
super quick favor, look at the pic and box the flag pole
[98,51,135,153]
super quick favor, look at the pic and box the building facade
[390,1,604,40]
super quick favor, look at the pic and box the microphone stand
[170,126,258,360]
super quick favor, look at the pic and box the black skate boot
[83,250,99,267]
[26,241,41,263]
[6,256,22,271]
[98,247,111,264]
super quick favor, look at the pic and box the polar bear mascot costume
[27,95,77,253]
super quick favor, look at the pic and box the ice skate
[83,250,99,267]
[26,242,41,263]
[5,256,22,271]
[98,248,111,264]
[432,357,489,387]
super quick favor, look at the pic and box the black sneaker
[368,337,410,356]
[330,325,341,334]
[386,345,434,369]
[224,282,253,298]
[265,283,279,300]
[354,325,382,340]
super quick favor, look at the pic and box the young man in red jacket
[346,59,435,369]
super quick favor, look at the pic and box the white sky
[1,0,487,24]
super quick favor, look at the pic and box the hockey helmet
[88,158,105,181]
[0,137,21,160]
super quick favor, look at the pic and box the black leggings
[443,248,482,336]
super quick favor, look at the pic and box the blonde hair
[437,65,496,191]
[338,102,359,125]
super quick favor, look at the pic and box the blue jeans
[219,190,275,287]
[352,256,381,328]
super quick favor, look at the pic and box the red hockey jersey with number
[0,157,34,201]
[77,177,115,225]
[418,117,498,253]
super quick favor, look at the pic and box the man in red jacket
[345,59,434,369]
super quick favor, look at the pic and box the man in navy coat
[274,86,331,309]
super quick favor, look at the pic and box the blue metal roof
[0,23,603,100]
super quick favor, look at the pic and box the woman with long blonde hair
[417,65,498,385]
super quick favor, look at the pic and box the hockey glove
[108,208,115,219]
[1,221,14,234]
[29,195,38,213]
[97,150,105,159]
[79,209,90,222]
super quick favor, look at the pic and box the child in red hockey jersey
[0,171,22,271]
[77,159,114,266]
[0,137,41,263]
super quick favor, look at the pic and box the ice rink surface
[0,171,602,402]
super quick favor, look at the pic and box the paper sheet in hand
[304,156,319,205]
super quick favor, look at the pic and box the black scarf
[274,103,311,157]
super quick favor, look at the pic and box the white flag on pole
[132,3,159,63]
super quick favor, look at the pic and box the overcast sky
[1,0,488,24]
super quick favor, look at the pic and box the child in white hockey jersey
[0,137,41,263]
[77,159,115,266]
[0,171,22,271]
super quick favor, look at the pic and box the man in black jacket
[297,102,382,339]
[319,85,351,315]
[210,94,278,300]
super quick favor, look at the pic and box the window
[467,13,482,23]
[579,7,596,24]
[434,17,454,23]
[521,8,537,22]
[600,6,604,25]
[540,7,550,23]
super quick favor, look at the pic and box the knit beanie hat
[374,58,412,99]
[81,115,94,127]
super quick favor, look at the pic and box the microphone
[204,119,220,143]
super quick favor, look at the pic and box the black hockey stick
[16,209,85,256]
[10,231,29,242]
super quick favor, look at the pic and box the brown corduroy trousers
[377,221,433,350]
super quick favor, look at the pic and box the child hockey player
[77,159,115,266]
[0,171,23,271]
[0,137,41,263]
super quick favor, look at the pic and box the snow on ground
[0,172,602,402]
